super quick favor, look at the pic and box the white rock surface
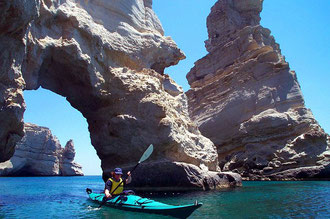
[0,123,83,176]
[186,0,330,180]
[0,0,241,189]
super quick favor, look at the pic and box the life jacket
[108,177,123,195]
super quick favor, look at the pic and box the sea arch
[0,0,230,190]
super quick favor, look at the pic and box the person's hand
[126,171,132,184]
[105,189,111,198]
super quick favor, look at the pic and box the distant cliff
[0,123,83,176]
[186,0,330,180]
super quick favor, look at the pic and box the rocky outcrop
[0,0,241,188]
[0,0,33,162]
[125,161,241,192]
[0,123,83,176]
[60,139,83,176]
[186,0,330,180]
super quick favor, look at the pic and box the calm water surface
[0,176,329,218]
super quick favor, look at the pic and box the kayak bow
[86,188,202,218]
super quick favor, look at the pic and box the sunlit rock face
[0,0,241,188]
[186,0,330,180]
[0,0,38,162]
[0,123,83,176]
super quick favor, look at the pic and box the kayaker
[104,167,132,198]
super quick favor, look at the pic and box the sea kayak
[86,188,202,218]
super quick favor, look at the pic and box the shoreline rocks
[0,123,83,176]
[104,160,241,192]
[186,0,330,180]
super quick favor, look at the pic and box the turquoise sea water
[0,176,329,218]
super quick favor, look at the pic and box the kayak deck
[86,188,202,218]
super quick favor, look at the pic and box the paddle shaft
[110,162,139,196]
[98,144,153,208]
[98,163,139,208]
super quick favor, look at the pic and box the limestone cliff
[0,0,241,189]
[186,0,330,180]
[0,123,83,176]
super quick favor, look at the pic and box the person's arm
[104,180,112,198]
[125,171,132,184]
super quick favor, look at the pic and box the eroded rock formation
[0,123,83,176]
[0,0,241,189]
[186,0,330,180]
[0,0,31,162]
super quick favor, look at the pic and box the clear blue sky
[23,0,329,175]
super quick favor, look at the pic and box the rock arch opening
[23,88,101,175]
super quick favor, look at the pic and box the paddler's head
[113,167,123,181]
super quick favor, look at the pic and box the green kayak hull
[86,188,202,218]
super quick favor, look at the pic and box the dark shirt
[105,177,126,191]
